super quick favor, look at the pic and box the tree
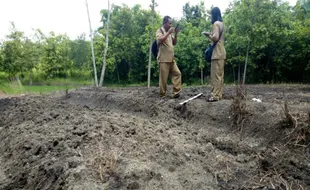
[224,0,302,83]
[174,21,209,84]
[22,37,42,85]
[0,43,3,72]
[1,1,307,85]
[183,2,205,27]
[1,23,25,83]
[70,33,91,69]
[99,0,111,86]
[294,0,310,82]
[300,0,310,10]
[42,32,73,78]
[85,0,98,87]
[174,2,209,85]
[148,0,157,87]
[97,4,161,84]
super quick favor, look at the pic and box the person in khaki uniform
[203,7,226,102]
[156,16,182,99]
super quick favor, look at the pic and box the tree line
[0,0,309,86]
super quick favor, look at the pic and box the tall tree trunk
[99,0,111,86]
[148,0,155,88]
[15,75,23,87]
[238,50,241,85]
[29,71,33,86]
[243,39,250,85]
[201,68,203,85]
[238,63,241,84]
[232,64,235,84]
[85,0,98,87]
[116,64,120,83]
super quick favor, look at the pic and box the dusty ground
[0,84,310,190]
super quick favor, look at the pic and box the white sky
[0,0,297,40]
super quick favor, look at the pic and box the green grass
[42,78,93,86]
[0,84,76,95]
[0,75,93,95]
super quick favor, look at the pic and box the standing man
[156,16,182,99]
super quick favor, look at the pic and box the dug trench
[0,85,309,189]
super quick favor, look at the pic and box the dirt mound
[0,85,309,189]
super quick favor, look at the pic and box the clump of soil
[0,84,310,189]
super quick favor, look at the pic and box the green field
[0,84,76,95]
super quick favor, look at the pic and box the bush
[67,69,92,80]
[0,72,8,84]
[21,69,46,85]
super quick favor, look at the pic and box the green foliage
[95,4,162,84]
[1,23,25,77]
[70,33,91,69]
[225,0,310,83]
[42,32,73,78]
[0,0,309,85]
[0,72,8,84]
[175,21,209,83]
[183,2,208,27]
[0,46,3,71]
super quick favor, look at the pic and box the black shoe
[172,93,180,99]
[207,97,219,102]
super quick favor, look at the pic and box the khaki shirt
[211,21,226,60]
[156,27,175,62]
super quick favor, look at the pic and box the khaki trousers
[210,59,225,100]
[159,61,182,97]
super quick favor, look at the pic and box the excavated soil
[0,84,310,190]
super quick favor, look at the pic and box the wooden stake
[179,93,203,105]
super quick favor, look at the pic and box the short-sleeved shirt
[156,27,175,62]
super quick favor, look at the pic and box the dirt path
[0,85,309,189]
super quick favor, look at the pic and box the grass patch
[0,76,93,95]
[0,84,76,95]
[42,78,93,86]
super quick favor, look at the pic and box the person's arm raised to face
[158,27,175,44]
[172,26,179,45]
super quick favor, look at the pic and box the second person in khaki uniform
[156,16,182,99]
[203,7,226,102]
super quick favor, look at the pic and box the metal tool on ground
[179,93,203,105]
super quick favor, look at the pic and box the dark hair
[163,16,171,24]
[211,7,223,24]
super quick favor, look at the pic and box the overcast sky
[0,0,297,40]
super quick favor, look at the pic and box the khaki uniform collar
[161,26,168,33]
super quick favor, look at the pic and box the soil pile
[0,85,309,189]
